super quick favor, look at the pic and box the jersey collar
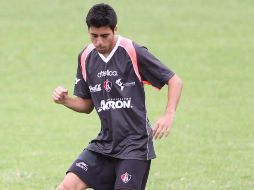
[98,35,122,63]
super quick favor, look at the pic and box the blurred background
[0,0,253,189]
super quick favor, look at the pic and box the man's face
[88,26,117,55]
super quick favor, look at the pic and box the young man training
[53,3,183,190]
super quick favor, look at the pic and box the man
[53,3,182,190]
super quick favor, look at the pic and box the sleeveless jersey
[74,36,175,160]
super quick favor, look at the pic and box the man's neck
[103,35,118,58]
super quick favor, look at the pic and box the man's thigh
[67,149,115,190]
[58,172,88,190]
[114,159,151,190]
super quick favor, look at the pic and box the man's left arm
[153,74,183,139]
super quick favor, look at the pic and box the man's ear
[114,26,118,33]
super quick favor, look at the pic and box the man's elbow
[168,74,183,88]
[83,105,94,114]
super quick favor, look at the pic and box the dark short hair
[86,3,117,31]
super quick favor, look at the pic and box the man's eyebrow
[90,33,110,36]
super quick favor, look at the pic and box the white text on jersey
[97,70,118,78]
[97,98,132,112]
[89,84,102,92]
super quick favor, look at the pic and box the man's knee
[57,182,72,190]
[56,172,88,190]
[57,182,85,190]
[56,183,64,190]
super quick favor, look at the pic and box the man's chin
[96,48,106,54]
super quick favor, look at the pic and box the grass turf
[0,0,253,189]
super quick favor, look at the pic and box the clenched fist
[52,86,68,104]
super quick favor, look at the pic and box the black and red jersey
[74,36,175,160]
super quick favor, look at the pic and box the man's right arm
[52,86,94,114]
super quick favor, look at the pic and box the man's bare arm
[153,74,183,139]
[52,86,94,114]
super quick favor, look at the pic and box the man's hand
[52,86,68,104]
[152,74,183,140]
[153,112,174,140]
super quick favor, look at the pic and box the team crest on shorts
[121,172,132,183]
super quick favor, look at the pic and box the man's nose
[95,37,103,46]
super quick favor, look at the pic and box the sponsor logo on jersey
[103,79,112,92]
[116,79,135,91]
[75,78,81,85]
[97,98,132,112]
[89,84,102,92]
[97,70,118,78]
[76,162,88,171]
[121,172,132,183]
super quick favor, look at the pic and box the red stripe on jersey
[143,81,161,90]
[119,38,142,82]
[80,44,95,81]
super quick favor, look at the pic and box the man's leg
[58,149,115,190]
[115,159,151,190]
[57,172,88,190]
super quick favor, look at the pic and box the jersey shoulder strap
[80,43,95,81]
[80,38,142,82]
[119,37,142,82]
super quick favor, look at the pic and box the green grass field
[1,0,254,189]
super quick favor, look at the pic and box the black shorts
[67,149,151,190]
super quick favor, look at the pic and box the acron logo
[97,98,132,112]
